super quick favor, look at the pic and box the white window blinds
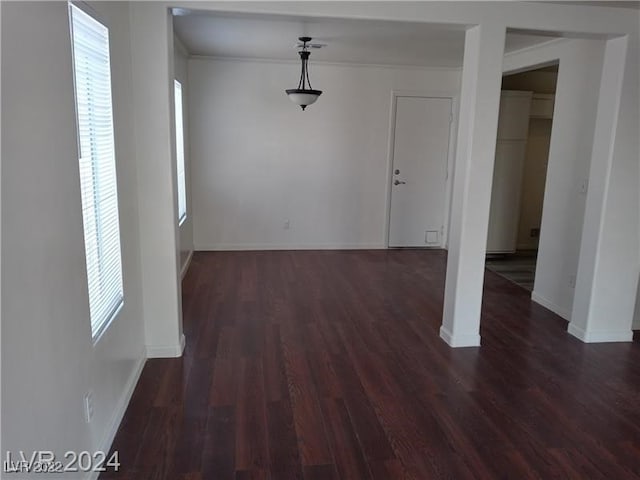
[174,80,187,224]
[69,3,124,340]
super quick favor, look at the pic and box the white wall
[129,3,184,357]
[174,35,194,275]
[189,58,461,250]
[2,0,145,470]
[503,38,605,320]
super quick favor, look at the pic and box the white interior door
[388,96,452,247]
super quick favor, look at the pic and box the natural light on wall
[175,80,187,224]
[69,3,124,341]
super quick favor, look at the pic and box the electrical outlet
[283,219,290,230]
[84,391,94,423]
[530,228,540,238]
[569,274,576,289]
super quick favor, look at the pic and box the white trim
[146,333,186,358]
[384,91,458,249]
[531,290,571,320]
[503,38,568,61]
[180,250,193,279]
[384,92,398,248]
[567,322,633,343]
[502,38,567,76]
[189,54,463,72]
[86,349,146,480]
[439,325,481,348]
[194,243,386,251]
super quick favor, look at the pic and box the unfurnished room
[2,1,640,479]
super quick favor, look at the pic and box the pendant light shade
[285,90,322,109]
[286,37,322,110]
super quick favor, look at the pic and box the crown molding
[188,54,462,71]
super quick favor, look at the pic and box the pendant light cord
[297,41,313,91]
[305,58,313,90]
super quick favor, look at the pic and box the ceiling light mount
[286,37,323,111]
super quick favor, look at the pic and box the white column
[440,23,506,347]
[569,35,639,342]
[130,4,185,357]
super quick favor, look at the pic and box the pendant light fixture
[286,37,323,110]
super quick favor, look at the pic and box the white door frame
[384,90,459,249]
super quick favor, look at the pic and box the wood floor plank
[330,353,396,464]
[133,406,182,479]
[209,357,238,407]
[319,398,372,480]
[282,348,333,467]
[235,358,269,471]
[234,470,268,480]
[202,406,235,480]
[266,399,304,479]
[153,358,188,407]
[368,459,410,480]
[302,464,340,480]
[263,324,288,403]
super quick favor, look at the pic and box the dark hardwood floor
[102,250,640,479]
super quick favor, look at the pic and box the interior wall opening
[485,62,559,292]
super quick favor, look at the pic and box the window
[174,80,187,224]
[69,3,123,340]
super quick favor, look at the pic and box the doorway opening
[485,63,558,291]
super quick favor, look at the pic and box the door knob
[394,180,406,185]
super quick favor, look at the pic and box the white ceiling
[173,11,560,68]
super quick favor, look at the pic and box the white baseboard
[567,322,633,343]
[531,291,570,320]
[180,250,193,279]
[439,325,481,348]
[86,349,146,480]
[194,243,387,251]
[146,333,186,358]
